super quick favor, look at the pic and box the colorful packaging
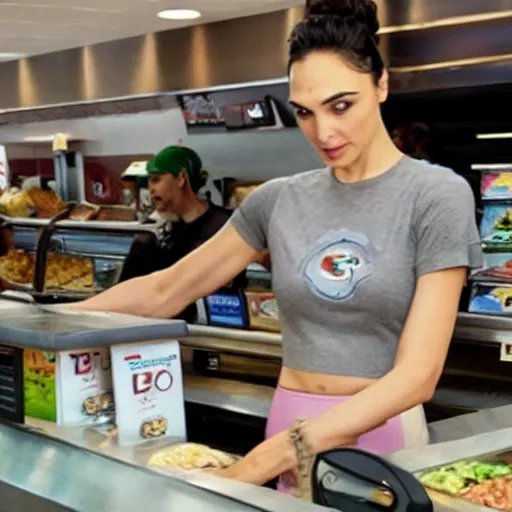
[472,252,512,283]
[24,348,113,425]
[110,340,186,446]
[245,291,281,332]
[469,283,512,315]
[480,204,512,249]
[482,170,512,200]
[24,350,57,422]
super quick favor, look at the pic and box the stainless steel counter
[0,419,328,512]
[428,403,512,443]
[0,215,156,234]
[183,312,512,357]
[12,414,512,512]
[0,301,188,350]
[184,375,274,418]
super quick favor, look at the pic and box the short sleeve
[414,174,483,277]
[229,178,286,252]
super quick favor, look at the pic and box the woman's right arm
[71,223,258,318]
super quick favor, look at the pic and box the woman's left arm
[303,266,467,452]
[217,266,467,485]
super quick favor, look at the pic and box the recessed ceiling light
[157,9,201,20]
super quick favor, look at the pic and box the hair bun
[305,0,380,38]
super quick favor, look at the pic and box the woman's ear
[377,69,389,104]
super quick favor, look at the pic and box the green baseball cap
[147,146,202,178]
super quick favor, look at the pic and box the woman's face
[289,51,388,168]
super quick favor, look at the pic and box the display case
[470,165,512,315]
[0,213,156,301]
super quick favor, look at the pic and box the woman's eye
[295,108,311,118]
[333,101,350,114]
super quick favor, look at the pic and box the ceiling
[1,0,511,61]
[0,0,303,59]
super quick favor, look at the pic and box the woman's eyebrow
[321,91,358,105]
[289,91,359,110]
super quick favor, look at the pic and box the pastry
[148,443,236,470]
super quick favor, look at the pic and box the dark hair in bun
[289,0,384,83]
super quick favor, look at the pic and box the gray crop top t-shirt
[230,156,483,378]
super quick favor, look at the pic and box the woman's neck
[333,124,404,184]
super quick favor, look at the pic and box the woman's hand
[209,425,357,489]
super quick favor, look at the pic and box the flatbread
[148,443,236,470]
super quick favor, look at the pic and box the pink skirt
[265,386,429,495]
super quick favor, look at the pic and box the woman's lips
[322,144,349,160]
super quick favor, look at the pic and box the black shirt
[119,204,245,321]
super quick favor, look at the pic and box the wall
[189,128,322,181]
[0,108,187,155]
[0,108,188,198]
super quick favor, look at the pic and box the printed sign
[57,349,113,426]
[24,348,113,426]
[111,340,186,445]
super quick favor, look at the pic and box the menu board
[0,345,23,423]
[222,99,275,130]
[178,93,224,126]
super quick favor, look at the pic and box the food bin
[387,428,512,512]
[419,451,512,511]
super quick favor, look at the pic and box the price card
[500,343,512,362]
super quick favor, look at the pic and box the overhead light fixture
[476,133,512,140]
[471,164,512,170]
[0,52,25,62]
[24,134,71,143]
[157,9,201,20]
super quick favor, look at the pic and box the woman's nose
[315,115,338,145]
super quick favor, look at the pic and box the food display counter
[0,299,511,511]
[0,214,155,300]
[0,299,326,511]
[0,421,326,512]
[1,213,512,511]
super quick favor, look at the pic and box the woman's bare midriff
[279,366,377,396]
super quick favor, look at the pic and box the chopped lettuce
[420,460,512,495]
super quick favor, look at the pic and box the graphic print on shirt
[302,230,375,302]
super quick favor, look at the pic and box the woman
[119,145,242,321]
[71,0,482,496]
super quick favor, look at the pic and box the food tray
[418,451,512,511]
